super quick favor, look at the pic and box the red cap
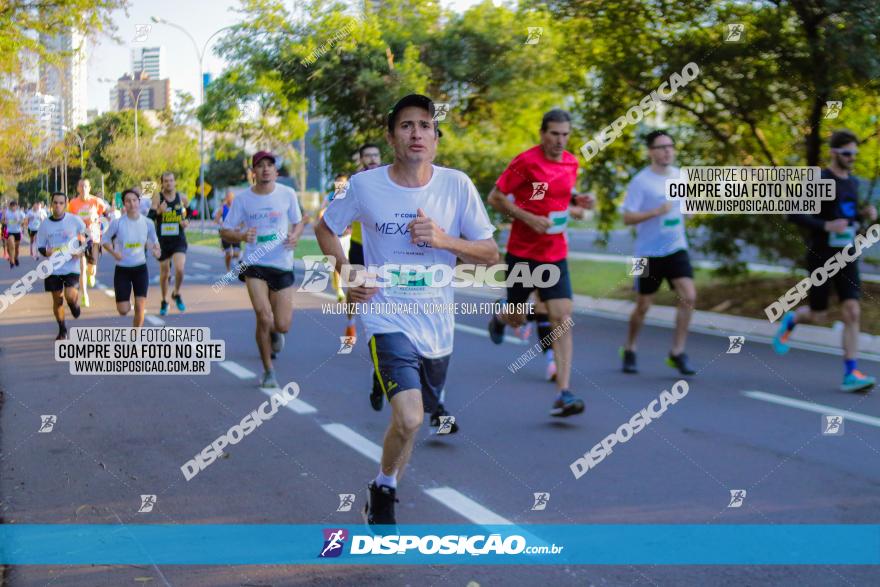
[252,151,276,168]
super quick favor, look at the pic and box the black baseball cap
[387,94,443,137]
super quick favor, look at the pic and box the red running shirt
[495,145,578,262]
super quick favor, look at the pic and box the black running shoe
[69,301,81,319]
[56,328,68,341]
[430,405,459,434]
[550,390,585,417]
[14,259,20,267]
[364,481,398,527]
[666,352,696,376]
[370,371,384,412]
[621,347,638,374]
[488,312,505,345]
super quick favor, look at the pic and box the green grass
[186,230,222,248]
[187,230,323,259]
[567,258,716,301]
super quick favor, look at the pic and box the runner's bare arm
[569,205,587,220]
[487,186,552,234]
[314,217,349,274]
[218,225,246,243]
[284,221,305,249]
[623,203,671,225]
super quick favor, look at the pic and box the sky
[86,0,487,112]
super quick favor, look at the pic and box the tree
[0,0,127,191]
[204,0,576,202]
[104,127,199,195]
[205,142,249,192]
[545,0,880,271]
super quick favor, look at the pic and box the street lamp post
[151,17,237,229]
[98,77,144,156]
[63,127,86,171]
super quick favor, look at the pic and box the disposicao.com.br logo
[299,256,561,292]
[317,529,563,558]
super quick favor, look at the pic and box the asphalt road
[1,244,879,586]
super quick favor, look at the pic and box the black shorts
[28,229,38,239]
[370,332,450,413]
[807,250,860,312]
[504,252,572,305]
[348,240,364,266]
[7,232,21,243]
[221,239,241,252]
[634,249,694,295]
[44,273,79,292]
[158,239,187,261]
[114,264,149,301]
[84,239,101,264]
[238,264,295,291]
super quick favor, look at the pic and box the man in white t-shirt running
[36,192,88,340]
[620,130,696,376]
[4,200,26,268]
[316,94,498,527]
[220,151,305,389]
[27,202,48,258]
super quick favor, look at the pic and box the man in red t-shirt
[487,109,593,417]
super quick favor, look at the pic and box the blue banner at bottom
[1,525,878,565]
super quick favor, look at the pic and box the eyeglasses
[649,144,675,151]
[833,149,857,157]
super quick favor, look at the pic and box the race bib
[386,268,437,299]
[257,232,279,243]
[160,223,180,236]
[661,213,682,232]
[124,242,143,249]
[828,225,855,248]
[545,210,569,235]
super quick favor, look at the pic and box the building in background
[110,72,171,111]
[86,108,99,122]
[39,28,88,130]
[17,83,63,148]
[131,47,165,81]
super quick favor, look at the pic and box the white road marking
[194,262,211,270]
[424,487,512,525]
[259,387,317,414]
[454,323,527,345]
[321,423,382,463]
[218,361,257,380]
[103,289,115,298]
[144,315,165,326]
[743,390,880,428]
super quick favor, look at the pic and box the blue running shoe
[841,370,875,393]
[772,311,795,355]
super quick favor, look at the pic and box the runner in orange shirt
[67,179,109,307]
